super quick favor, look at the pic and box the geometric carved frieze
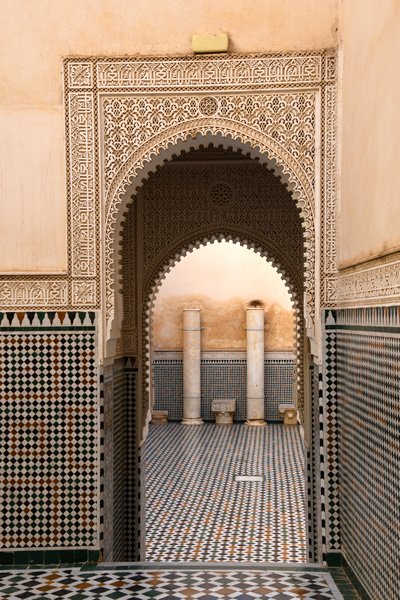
[71,280,97,306]
[0,279,68,309]
[68,92,97,279]
[323,85,337,277]
[67,62,93,88]
[337,254,400,306]
[96,54,324,90]
[62,51,338,339]
[102,92,317,200]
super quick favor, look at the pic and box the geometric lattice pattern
[0,568,345,599]
[323,310,341,552]
[310,365,324,563]
[146,423,306,563]
[336,306,400,600]
[153,358,295,422]
[103,358,128,561]
[0,311,98,549]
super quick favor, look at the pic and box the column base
[245,419,267,427]
[181,418,204,425]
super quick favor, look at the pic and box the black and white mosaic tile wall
[103,358,138,562]
[323,311,341,559]
[153,353,295,422]
[335,306,400,600]
[0,312,99,553]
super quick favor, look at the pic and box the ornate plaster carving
[104,120,315,336]
[118,155,306,415]
[95,54,324,90]
[1,52,341,324]
[0,279,68,308]
[140,233,303,422]
[337,253,400,306]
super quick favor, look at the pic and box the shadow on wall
[152,294,294,351]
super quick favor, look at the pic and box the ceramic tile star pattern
[0,569,344,599]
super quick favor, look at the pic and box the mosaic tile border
[0,568,347,599]
[153,357,295,422]
[323,310,341,553]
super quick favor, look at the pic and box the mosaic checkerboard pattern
[336,306,400,600]
[323,311,341,554]
[146,423,306,562]
[0,312,99,549]
[0,568,345,599]
[153,358,295,422]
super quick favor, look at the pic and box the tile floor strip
[146,423,306,563]
[0,569,345,599]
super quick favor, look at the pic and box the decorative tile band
[0,311,99,550]
[323,311,340,552]
[153,358,295,422]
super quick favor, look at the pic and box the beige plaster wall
[338,0,400,267]
[1,0,338,107]
[0,0,337,273]
[152,242,294,351]
[0,108,67,272]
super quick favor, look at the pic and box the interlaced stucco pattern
[119,154,305,416]
[0,52,347,324]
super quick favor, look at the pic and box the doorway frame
[62,50,338,563]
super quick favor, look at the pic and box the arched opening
[145,240,305,562]
[103,140,311,562]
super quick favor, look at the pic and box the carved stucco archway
[105,126,316,354]
[92,52,336,564]
[140,231,303,432]
[116,141,307,432]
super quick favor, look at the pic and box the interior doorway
[104,141,311,563]
[145,241,306,562]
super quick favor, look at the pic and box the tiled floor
[146,423,306,562]
[0,568,347,599]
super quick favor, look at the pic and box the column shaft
[246,307,266,426]
[182,309,203,425]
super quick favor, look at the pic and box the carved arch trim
[129,230,305,429]
[106,127,315,345]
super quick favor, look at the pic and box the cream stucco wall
[0,0,337,272]
[152,242,295,351]
[338,0,400,267]
[0,108,67,273]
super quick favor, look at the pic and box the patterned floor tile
[146,424,306,562]
[0,569,344,599]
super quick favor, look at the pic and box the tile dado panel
[335,306,400,600]
[0,312,99,550]
[153,354,295,422]
[103,358,138,562]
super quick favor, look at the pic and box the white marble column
[246,307,266,426]
[182,309,203,425]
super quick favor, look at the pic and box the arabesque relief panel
[0,52,348,328]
